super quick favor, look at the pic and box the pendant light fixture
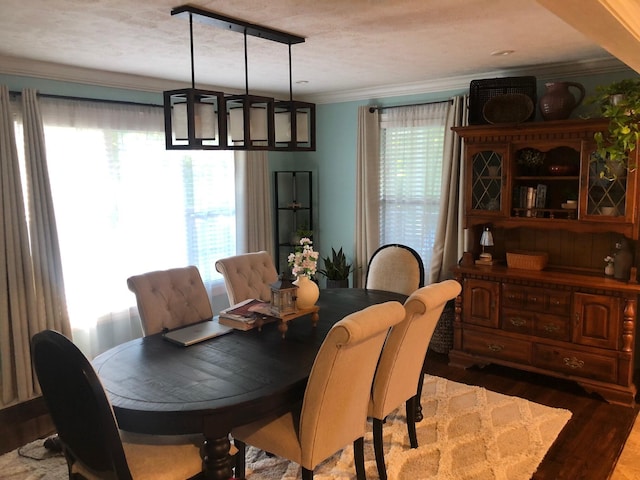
[274,44,316,151]
[164,10,226,150]
[163,5,316,151]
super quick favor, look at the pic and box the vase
[605,263,615,276]
[614,238,633,281]
[293,275,319,308]
[538,81,585,121]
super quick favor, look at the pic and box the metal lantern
[270,273,298,316]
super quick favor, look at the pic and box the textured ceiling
[0,0,635,102]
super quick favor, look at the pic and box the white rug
[0,375,572,480]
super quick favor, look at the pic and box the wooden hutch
[451,118,640,406]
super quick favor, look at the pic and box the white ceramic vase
[293,275,319,308]
[605,263,615,276]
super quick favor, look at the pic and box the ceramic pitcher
[539,81,585,121]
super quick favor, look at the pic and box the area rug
[0,374,571,480]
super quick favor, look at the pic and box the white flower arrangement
[604,255,615,265]
[288,237,319,277]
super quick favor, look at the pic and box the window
[379,103,448,274]
[36,98,235,333]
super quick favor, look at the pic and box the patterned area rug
[0,374,571,480]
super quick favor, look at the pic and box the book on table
[218,298,270,330]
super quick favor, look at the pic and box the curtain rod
[369,98,452,113]
[9,90,162,109]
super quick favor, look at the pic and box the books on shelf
[218,298,270,331]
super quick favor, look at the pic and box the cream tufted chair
[232,301,406,480]
[127,266,213,336]
[32,330,203,480]
[368,280,462,480]
[365,244,425,296]
[215,251,279,306]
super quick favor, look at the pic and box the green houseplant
[589,78,640,176]
[317,247,353,288]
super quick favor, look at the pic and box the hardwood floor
[1,350,638,479]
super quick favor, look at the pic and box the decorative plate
[482,93,534,124]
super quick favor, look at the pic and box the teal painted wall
[4,68,639,288]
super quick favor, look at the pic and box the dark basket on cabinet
[469,76,537,125]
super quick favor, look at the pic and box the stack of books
[218,299,270,330]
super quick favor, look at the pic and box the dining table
[92,288,407,480]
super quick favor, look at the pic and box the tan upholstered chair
[214,251,279,305]
[32,330,203,480]
[232,301,406,480]
[365,244,425,295]
[127,265,213,336]
[368,280,462,480]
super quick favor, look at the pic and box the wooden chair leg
[302,466,314,480]
[415,361,427,422]
[353,437,366,480]
[233,439,246,479]
[373,418,387,480]
[406,396,418,449]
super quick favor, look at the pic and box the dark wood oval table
[92,288,406,480]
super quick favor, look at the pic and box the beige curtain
[429,95,466,282]
[355,106,380,287]
[0,86,39,407]
[235,150,274,254]
[22,89,72,337]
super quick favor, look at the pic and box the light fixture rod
[288,44,293,101]
[244,31,249,94]
[172,5,305,45]
[189,12,195,89]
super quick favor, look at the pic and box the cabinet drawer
[547,291,571,315]
[501,308,534,335]
[462,330,531,364]
[533,344,617,383]
[502,284,571,314]
[533,313,571,341]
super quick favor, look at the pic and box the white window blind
[37,98,235,331]
[379,103,448,274]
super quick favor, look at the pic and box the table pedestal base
[201,436,233,480]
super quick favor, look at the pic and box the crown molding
[305,56,631,104]
[0,54,631,105]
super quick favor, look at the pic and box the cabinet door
[572,292,621,350]
[582,142,638,224]
[463,278,499,328]
[466,145,507,217]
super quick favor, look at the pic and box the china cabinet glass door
[468,147,506,215]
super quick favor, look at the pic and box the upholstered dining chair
[365,244,425,296]
[127,265,213,336]
[232,301,406,480]
[368,280,462,480]
[31,329,203,480]
[215,250,279,306]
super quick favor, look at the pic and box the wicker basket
[429,300,455,354]
[506,251,548,270]
[469,76,537,125]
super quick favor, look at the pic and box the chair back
[32,330,133,479]
[299,301,405,468]
[365,244,425,295]
[369,280,462,420]
[214,251,278,305]
[127,265,212,336]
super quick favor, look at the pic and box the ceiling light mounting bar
[171,5,305,45]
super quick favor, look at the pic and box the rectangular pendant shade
[274,100,316,151]
[226,94,275,149]
[164,88,227,150]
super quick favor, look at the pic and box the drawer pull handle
[543,324,560,333]
[487,343,504,352]
[563,357,584,369]
[510,317,527,327]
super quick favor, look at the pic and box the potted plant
[317,247,354,288]
[589,78,640,177]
